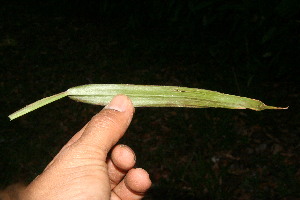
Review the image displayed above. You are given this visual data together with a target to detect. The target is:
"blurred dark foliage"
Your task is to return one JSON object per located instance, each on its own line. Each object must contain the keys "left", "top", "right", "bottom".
{"left": 8, "top": 0, "right": 298, "bottom": 80}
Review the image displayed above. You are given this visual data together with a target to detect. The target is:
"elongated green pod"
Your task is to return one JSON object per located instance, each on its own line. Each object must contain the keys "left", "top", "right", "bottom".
{"left": 8, "top": 84, "right": 287, "bottom": 120}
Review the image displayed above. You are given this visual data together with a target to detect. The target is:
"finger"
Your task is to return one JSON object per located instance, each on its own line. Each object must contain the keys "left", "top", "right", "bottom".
{"left": 75, "top": 95, "right": 134, "bottom": 161}
{"left": 111, "top": 168, "right": 152, "bottom": 200}
{"left": 108, "top": 145, "right": 136, "bottom": 189}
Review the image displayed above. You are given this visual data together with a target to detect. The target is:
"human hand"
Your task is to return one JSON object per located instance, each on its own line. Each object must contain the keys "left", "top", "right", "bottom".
{"left": 22, "top": 95, "right": 151, "bottom": 200}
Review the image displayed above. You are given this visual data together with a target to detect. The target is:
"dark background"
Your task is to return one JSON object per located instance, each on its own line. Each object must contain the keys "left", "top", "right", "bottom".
{"left": 1, "top": 0, "right": 299, "bottom": 199}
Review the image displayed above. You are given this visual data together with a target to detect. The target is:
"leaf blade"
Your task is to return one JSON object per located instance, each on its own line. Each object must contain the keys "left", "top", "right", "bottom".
{"left": 67, "top": 84, "right": 287, "bottom": 111}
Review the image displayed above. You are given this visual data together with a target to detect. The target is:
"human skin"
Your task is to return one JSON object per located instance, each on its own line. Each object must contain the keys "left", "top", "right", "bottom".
{"left": 16, "top": 95, "right": 151, "bottom": 200}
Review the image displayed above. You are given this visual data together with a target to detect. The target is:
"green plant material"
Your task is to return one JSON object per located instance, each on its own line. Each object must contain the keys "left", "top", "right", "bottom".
{"left": 8, "top": 84, "right": 287, "bottom": 120}
{"left": 9, "top": 92, "right": 68, "bottom": 121}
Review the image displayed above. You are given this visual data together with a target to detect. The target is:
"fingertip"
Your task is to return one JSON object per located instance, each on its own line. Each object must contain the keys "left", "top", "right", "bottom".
{"left": 112, "top": 168, "right": 151, "bottom": 199}
{"left": 103, "top": 95, "right": 135, "bottom": 127}
{"left": 104, "top": 95, "right": 134, "bottom": 114}
{"left": 112, "top": 145, "right": 136, "bottom": 170}
{"left": 125, "top": 168, "right": 152, "bottom": 193}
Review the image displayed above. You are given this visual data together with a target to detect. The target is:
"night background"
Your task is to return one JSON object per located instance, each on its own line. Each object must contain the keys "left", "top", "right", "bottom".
{"left": 0, "top": 0, "right": 299, "bottom": 199}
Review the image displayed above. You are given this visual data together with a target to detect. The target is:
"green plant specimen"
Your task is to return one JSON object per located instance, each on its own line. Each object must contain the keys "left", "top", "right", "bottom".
{"left": 8, "top": 84, "right": 287, "bottom": 120}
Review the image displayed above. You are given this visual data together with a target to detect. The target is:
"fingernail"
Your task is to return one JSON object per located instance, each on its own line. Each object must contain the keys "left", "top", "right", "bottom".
{"left": 104, "top": 95, "right": 128, "bottom": 112}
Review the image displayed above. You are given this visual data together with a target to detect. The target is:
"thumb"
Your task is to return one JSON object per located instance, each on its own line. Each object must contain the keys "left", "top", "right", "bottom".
{"left": 75, "top": 95, "right": 135, "bottom": 161}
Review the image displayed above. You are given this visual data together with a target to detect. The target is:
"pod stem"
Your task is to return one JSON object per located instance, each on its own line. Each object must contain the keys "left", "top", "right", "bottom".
{"left": 8, "top": 92, "right": 68, "bottom": 120}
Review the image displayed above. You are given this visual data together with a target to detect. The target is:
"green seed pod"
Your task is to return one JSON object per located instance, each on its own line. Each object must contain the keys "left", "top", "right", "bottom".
{"left": 8, "top": 84, "right": 287, "bottom": 120}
